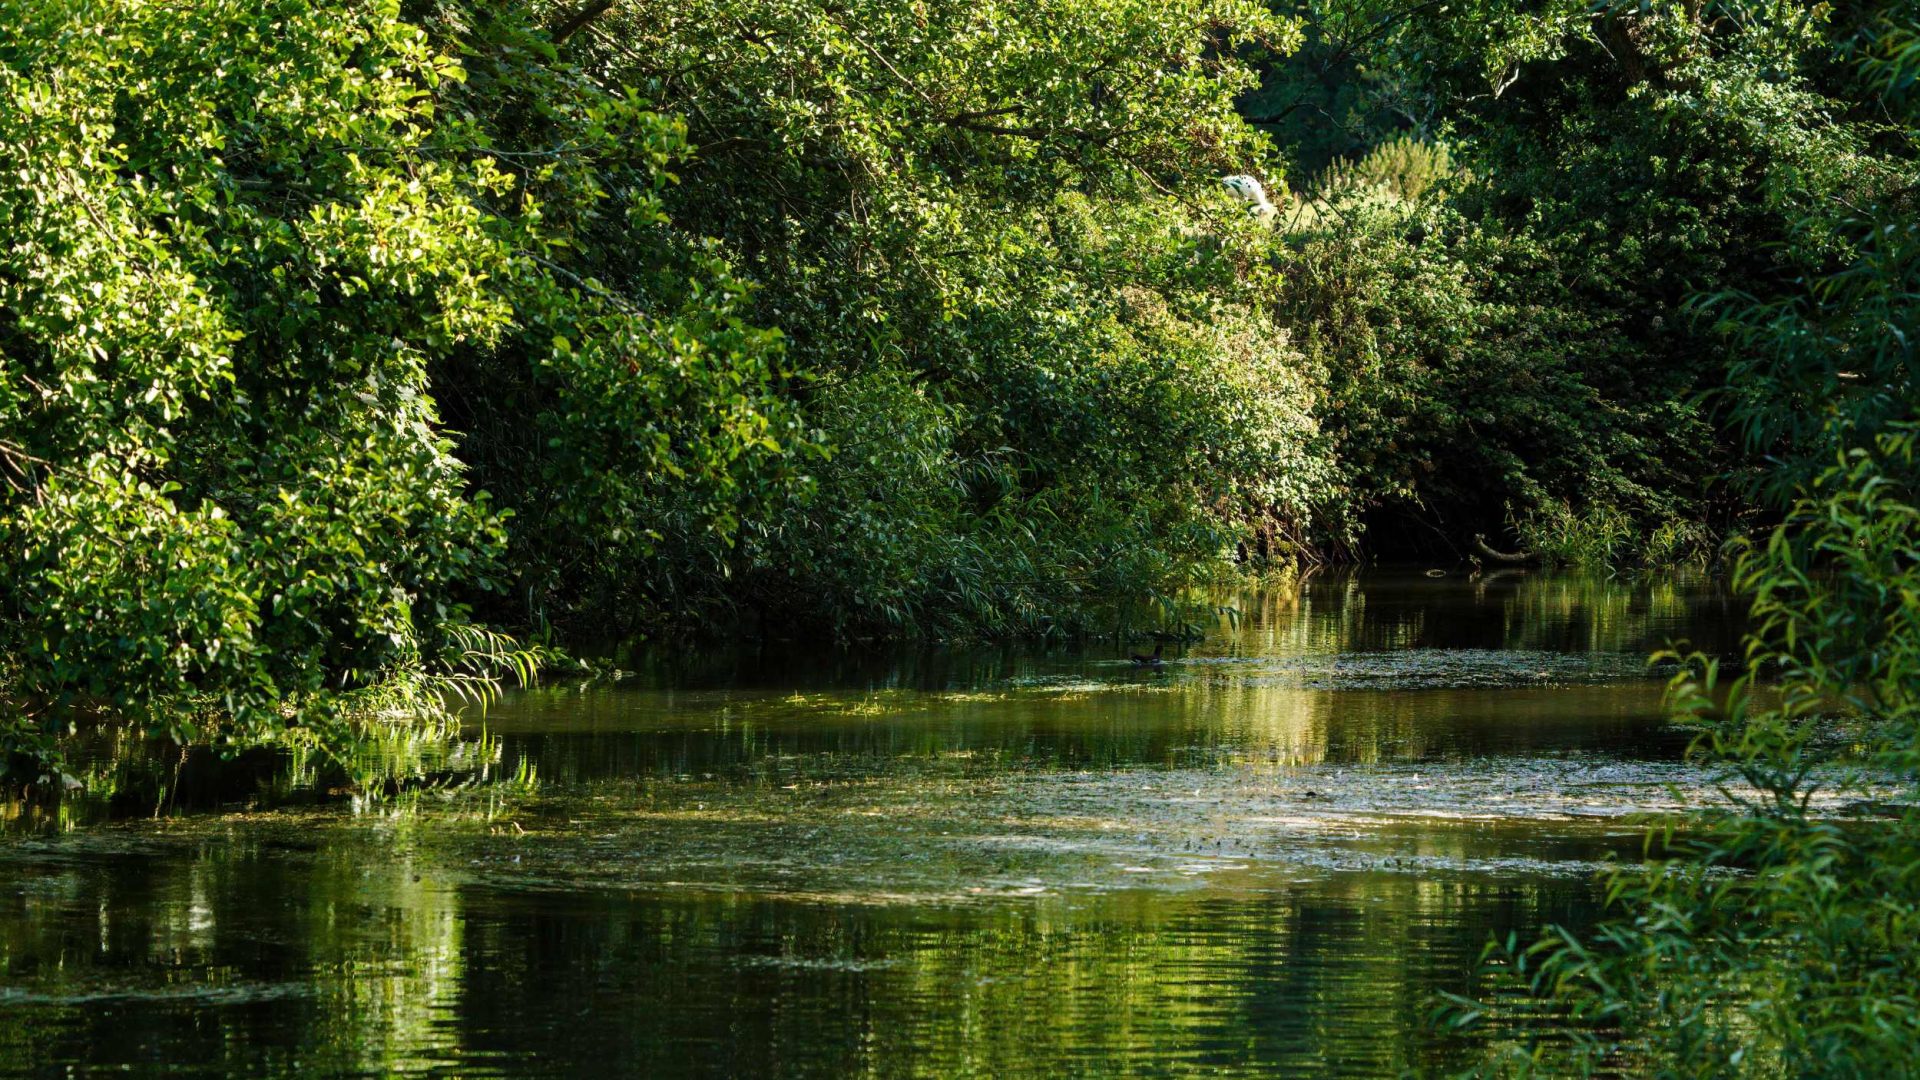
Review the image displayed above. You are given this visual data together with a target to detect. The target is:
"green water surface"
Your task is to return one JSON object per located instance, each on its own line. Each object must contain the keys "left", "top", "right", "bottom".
{"left": 0, "top": 572, "right": 1747, "bottom": 1076}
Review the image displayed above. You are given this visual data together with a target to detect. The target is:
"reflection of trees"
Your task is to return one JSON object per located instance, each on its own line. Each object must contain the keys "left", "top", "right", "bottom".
{"left": 3, "top": 723, "right": 524, "bottom": 831}
{"left": 0, "top": 825, "right": 1597, "bottom": 1076}
{"left": 0, "top": 571, "right": 1738, "bottom": 1073}
{"left": 5, "top": 571, "right": 1736, "bottom": 821}
{"left": 488, "top": 674, "right": 1681, "bottom": 788}
{"left": 1212, "top": 569, "right": 1742, "bottom": 659}
{"left": 550, "top": 874, "right": 1593, "bottom": 1076}
{"left": 0, "top": 830, "right": 470, "bottom": 1075}
{"left": 1493, "top": 571, "right": 1743, "bottom": 657}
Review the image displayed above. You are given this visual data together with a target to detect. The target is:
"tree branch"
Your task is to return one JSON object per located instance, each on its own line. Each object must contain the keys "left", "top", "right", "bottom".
{"left": 549, "top": 0, "right": 616, "bottom": 45}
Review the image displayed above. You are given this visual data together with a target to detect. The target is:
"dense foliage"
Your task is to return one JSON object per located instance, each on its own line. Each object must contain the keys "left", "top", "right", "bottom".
{"left": 1242, "top": 0, "right": 1868, "bottom": 558}
{"left": 1410, "top": 8, "right": 1920, "bottom": 1075}
{"left": 541, "top": 0, "right": 1332, "bottom": 637}
{"left": 0, "top": 0, "right": 786, "bottom": 765}
{"left": 4, "top": 0, "right": 1920, "bottom": 1067}
{"left": 0, "top": 0, "right": 1913, "bottom": 800}
{"left": 1, "top": 0, "right": 1342, "bottom": 769}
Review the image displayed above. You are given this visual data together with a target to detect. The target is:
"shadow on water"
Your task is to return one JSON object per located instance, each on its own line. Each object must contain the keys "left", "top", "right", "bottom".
{"left": 0, "top": 570, "right": 1749, "bottom": 1077}
{"left": 593, "top": 567, "right": 1746, "bottom": 693}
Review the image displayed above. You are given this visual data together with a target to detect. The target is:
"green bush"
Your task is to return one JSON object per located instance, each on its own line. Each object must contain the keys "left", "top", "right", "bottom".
{"left": 548, "top": 0, "right": 1336, "bottom": 635}
{"left": 1449, "top": 426, "right": 1920, "bottom": 1078}
{"left": 1511, "top": 501, "right": 1633, "bottom": 570}
{"left": 0, "top": 0, "right": 785, "bottom": 764}
{"left": 1270, "top": 183, "right": 1697, "bottom": 556}
{"left": 1317, "top": 134, "right": 1461, "bottom": 202}
{"left": 1437, "top": 13, "right": 1920, "bottom": 1072}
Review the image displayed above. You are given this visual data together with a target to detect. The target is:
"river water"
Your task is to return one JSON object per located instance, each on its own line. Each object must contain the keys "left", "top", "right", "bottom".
{"left": 0, "top": 571, "right": 1745, "bottom": 1076}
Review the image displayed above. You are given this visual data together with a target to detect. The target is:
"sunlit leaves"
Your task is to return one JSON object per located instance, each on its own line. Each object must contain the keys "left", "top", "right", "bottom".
{"left": 540, "top": 0, "right": 1326, "bottom": 636}
{"left": 0, "top": 0, "right": 792, "bottom": 770}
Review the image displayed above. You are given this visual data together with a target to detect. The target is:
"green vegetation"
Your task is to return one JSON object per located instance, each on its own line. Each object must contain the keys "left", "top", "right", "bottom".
{"left": 546, "top": 0, "right": 1330, "bottom": 638}
{"left": 1367, "top": 6, "right": 1920, "bottom": 1074}
{"left": 1458, "top": 427, "right": 1920, "bottom": 1077}
{"left": 0, "top": 0, "right": 689, "bottom": 767}
{"left": 3, "top": 0, "right": 1920, "bottom": 1066}
{"left": 1, "top": 0, "right": 1335, "bottom": 777}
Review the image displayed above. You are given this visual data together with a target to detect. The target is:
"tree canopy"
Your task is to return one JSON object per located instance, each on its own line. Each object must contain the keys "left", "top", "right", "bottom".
{"left": 4, "top": 0, "right": 1920, "bottom": 1069}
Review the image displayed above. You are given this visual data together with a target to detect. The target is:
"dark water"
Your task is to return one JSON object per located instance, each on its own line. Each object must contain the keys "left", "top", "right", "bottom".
{"left": 0, "top": 572, "right": 1746, "bottom": 1077}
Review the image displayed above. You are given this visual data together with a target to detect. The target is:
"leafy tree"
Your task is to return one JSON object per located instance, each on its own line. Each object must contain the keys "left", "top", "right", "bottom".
{"left": 1439, "top": 13, "right": 1920, "bottom": 1074}
{"left": 1270, "top": 180, "right": 1695, "bottom": 559}
{"left": 553, "top": 0, "right": 1339, "bottom": 635}
{"left": 1243, "top": 0, "right": 1887, "bottom": 557}
{"left": 0, "top": 0, "right": 788, "bottom": 769}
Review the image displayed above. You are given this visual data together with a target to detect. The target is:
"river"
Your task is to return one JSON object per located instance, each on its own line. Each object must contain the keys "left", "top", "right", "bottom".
{"left": 0, "top": 571, "right": 1745, "bottom": 1076}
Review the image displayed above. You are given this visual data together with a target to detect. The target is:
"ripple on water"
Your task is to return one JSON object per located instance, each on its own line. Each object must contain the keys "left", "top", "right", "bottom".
{"left": 1010, "top": 648, "right": 1669, "bottom": 693}
{"left": 0, "top": 573, "right": 1770, "bottom": 1078}
{"left": 432, "top": 753, "right": 1800, "bottom": 906}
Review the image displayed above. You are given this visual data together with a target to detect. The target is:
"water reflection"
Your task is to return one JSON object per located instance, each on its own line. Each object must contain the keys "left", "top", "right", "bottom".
{"left": 2, "top": 827, "right": 1594, "bottom": 1077}
{"left": 0, "top": 571, "right": 1745, "bottom": 1077}
{"left": 593, "top": 569, "right": 1741, "bottom": 694}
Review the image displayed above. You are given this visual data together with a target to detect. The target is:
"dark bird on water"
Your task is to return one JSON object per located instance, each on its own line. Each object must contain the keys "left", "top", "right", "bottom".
{"left": 1129, "top": 643, "right": 1166, "bottom": 671}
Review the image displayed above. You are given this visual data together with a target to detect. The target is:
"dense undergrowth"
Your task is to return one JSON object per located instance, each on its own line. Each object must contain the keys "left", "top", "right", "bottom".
{"left": 0, "top": 2, "right": 1915, "bottom": 773}
{"left": 1414, "top": 9, "right": 1920, "bottom": 1075}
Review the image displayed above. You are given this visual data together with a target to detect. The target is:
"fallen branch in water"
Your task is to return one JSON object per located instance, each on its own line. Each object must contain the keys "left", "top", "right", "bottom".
{"left": 1474, "top": 533, "right": 1536, "bottom": 564}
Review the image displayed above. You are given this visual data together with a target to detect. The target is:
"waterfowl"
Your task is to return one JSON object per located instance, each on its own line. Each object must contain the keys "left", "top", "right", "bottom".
{"left": 1221, "top": 174, "right": 1279, "bottom": 223}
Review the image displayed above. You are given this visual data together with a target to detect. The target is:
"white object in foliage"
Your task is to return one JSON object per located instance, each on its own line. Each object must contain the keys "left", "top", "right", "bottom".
{"left": 1222, "top": 174, "right": 1278, "bottom": 223}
